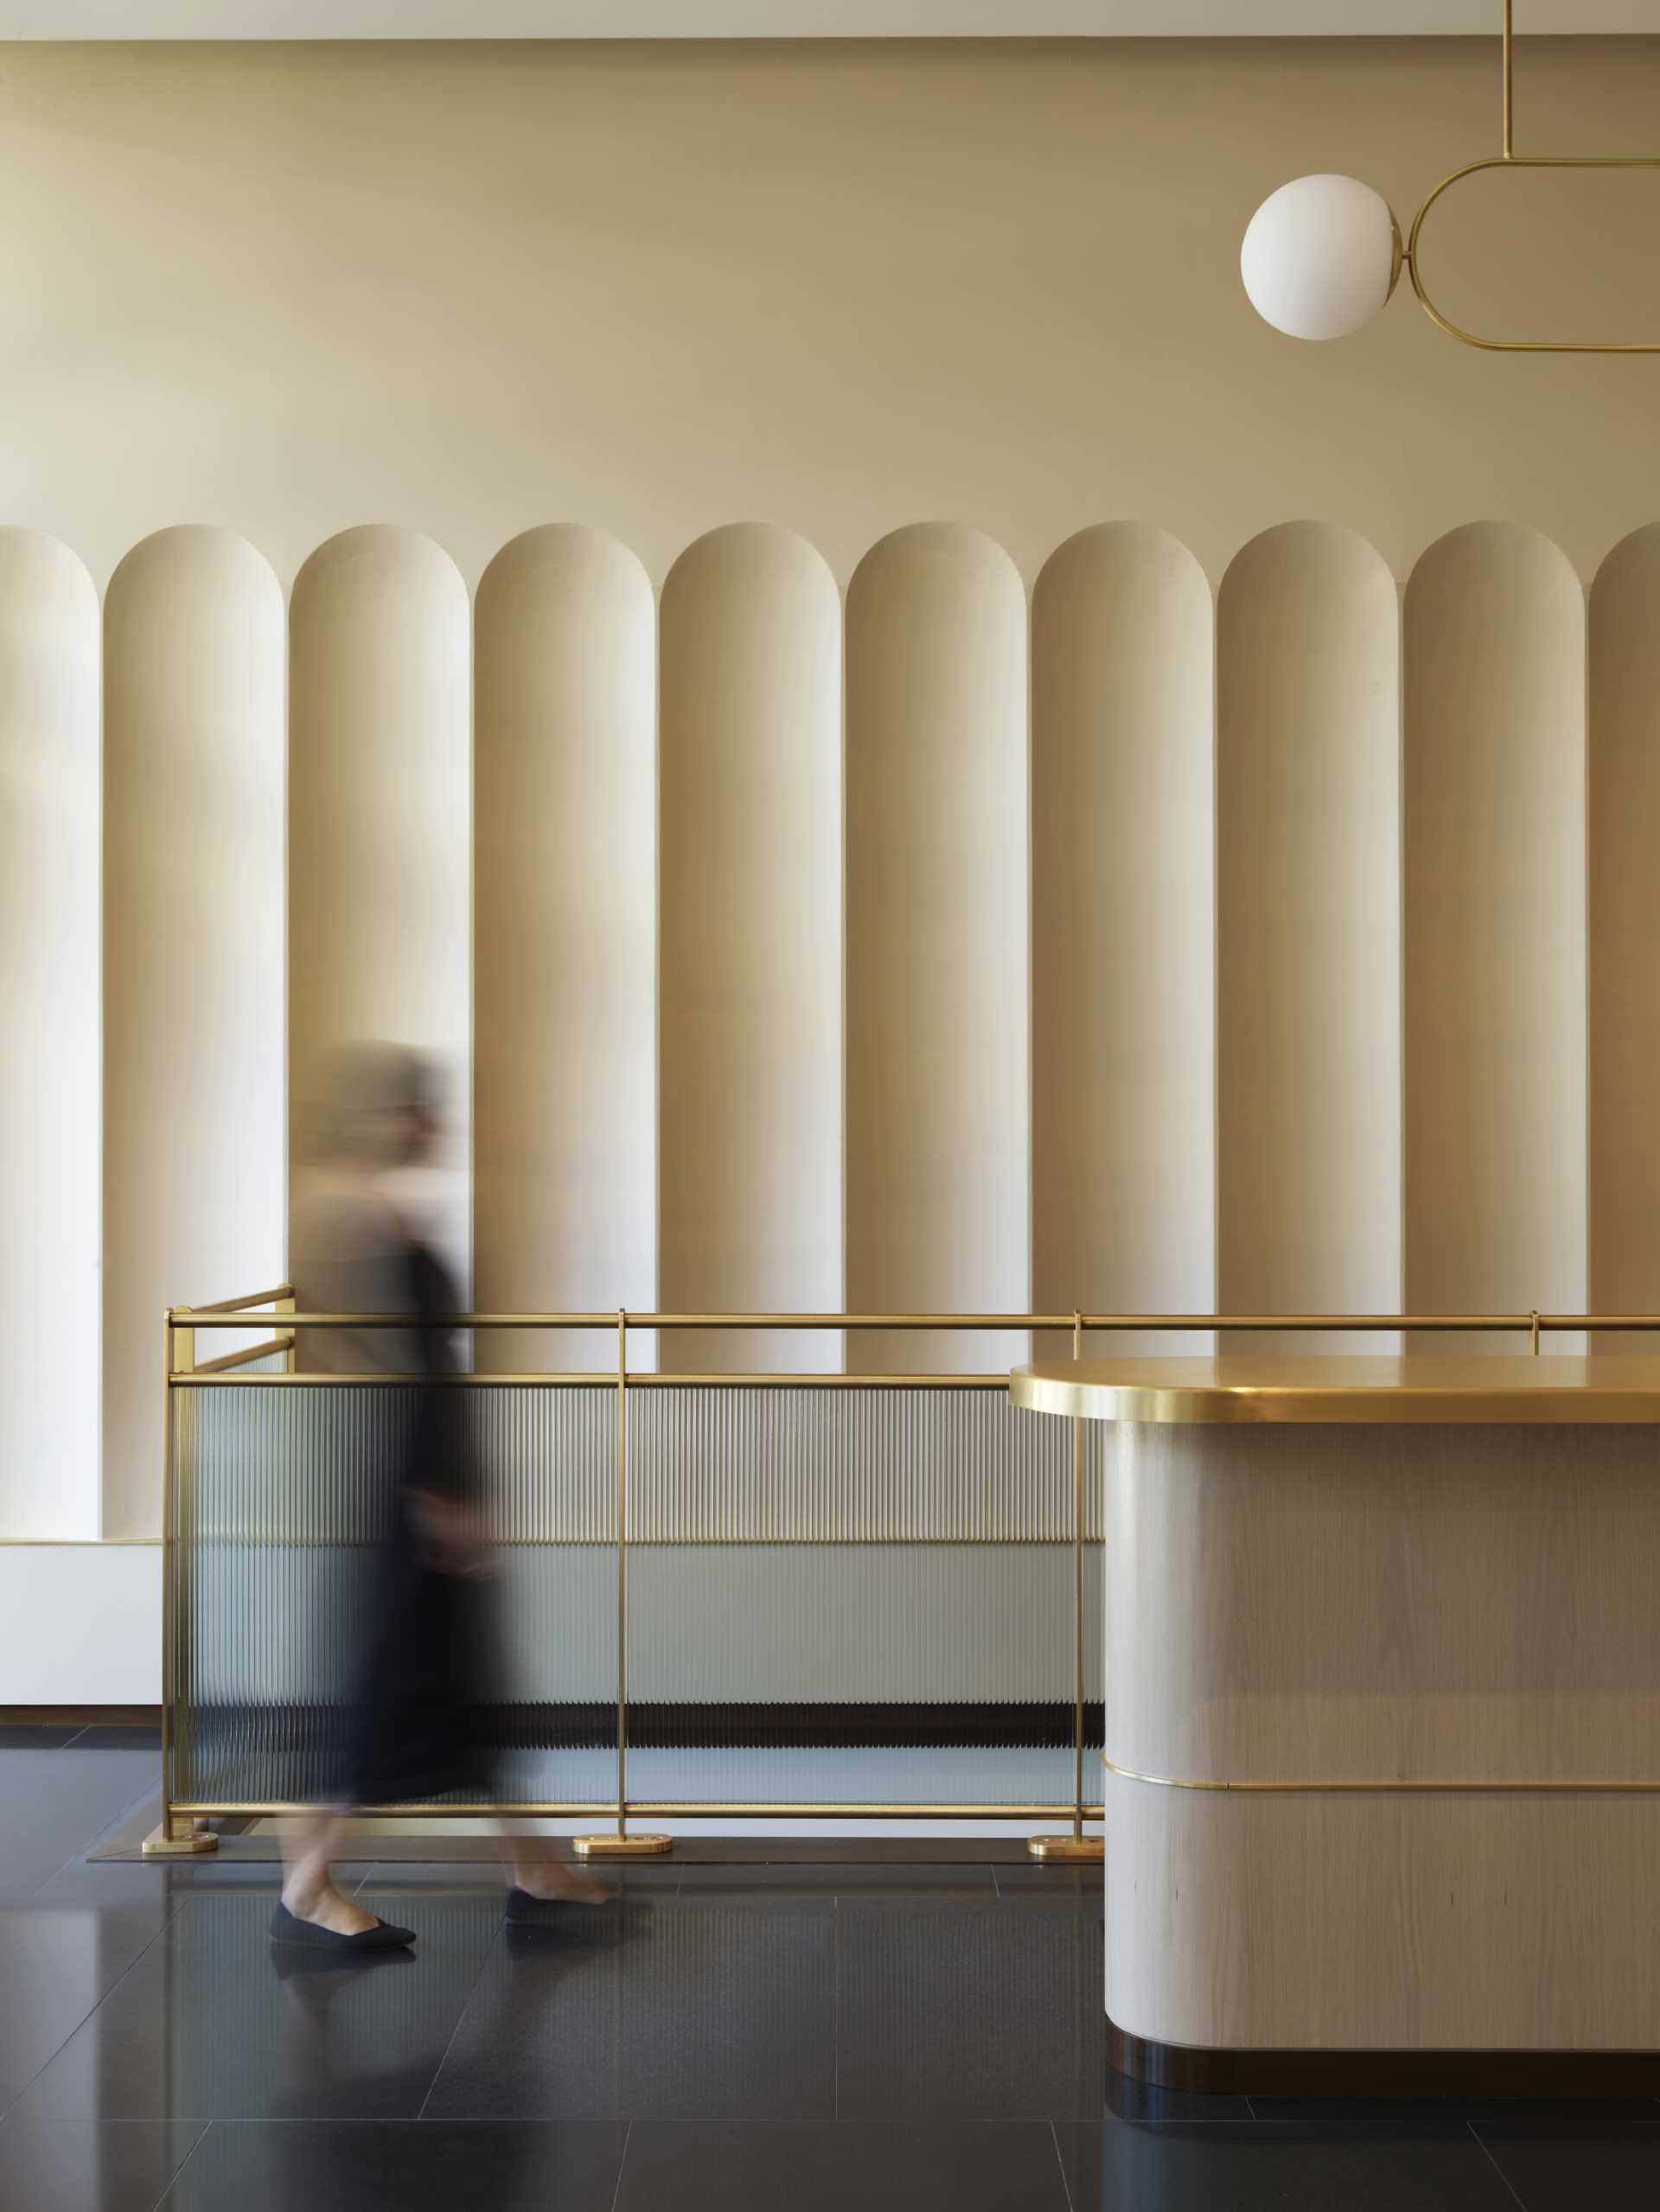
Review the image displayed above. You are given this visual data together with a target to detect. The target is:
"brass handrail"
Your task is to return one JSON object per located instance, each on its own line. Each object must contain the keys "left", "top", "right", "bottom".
{"left": 153, "top": 1297, "right": 1653, "bottom": 1860}
{"left": 172, "top": 1307, "right": 1649, "bottom": 1334}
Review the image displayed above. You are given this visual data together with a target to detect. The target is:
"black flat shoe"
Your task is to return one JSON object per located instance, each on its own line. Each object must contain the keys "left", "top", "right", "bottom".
{"left": 270, "top": 1901, "right": 416, "bottom": 1950}
{"left": 505, "top": 1884, "right": 608, "bottom": 1926}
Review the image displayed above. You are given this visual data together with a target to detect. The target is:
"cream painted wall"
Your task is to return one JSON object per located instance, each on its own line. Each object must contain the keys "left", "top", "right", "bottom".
{"left": 3, "top": 38, "right": 1660, "bottom": 593}
{"left": 8, "top": 33, "right": 1660, "bottom": 1662}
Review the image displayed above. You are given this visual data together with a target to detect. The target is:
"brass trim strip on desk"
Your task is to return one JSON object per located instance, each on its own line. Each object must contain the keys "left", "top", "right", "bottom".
{"left": 1104, "top": 1755, "right": 1660, "bottom": 1794}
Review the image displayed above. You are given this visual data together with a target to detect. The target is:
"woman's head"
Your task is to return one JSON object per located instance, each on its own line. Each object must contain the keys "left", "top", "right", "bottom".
{"left": 311, "top": 1041, "right": 440, "bottom": 1171}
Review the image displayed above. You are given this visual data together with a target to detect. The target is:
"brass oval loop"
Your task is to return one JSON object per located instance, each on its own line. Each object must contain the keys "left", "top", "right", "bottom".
{"left": 1407, "top": 154, "right": 1660, "bottom": 354}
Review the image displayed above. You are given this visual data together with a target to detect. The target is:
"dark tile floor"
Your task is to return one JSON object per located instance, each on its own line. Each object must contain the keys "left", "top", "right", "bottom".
{"left": 3, "top": 1724, "right": 1658, "bottom": 2208}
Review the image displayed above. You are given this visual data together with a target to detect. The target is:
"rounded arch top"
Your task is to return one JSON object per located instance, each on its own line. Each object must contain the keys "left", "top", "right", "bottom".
{"left": 290, "top": 523, "right": 469, "bottom": 616}
{"left": 476, "top": 523, "right": 653, "bottom": 615}
{"left": 1220, "top": 518, "right": 1397, "bottom": 604}
{"left": 1591, "top": 521, "right": 1660, "bottom": 605}
{"left": 847, "top": 520, "right": 1025, "bottom": 607}
{"left": 106, "top": 525, "right": 281, "bottom": 608}
{"left": 1035, "top": 520, "right": 1210, "bottom": 604}
{"left": 663, "top": 520, "right": 838, "bottom": 601}
{"left": 1406, "top": 519, "right": 1581, "bottom": 608}
{"left": 0, "top": 526, "right": 97, "bottom": 619}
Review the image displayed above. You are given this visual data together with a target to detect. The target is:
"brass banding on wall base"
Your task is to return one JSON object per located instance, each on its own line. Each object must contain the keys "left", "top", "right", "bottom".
{"left": 1105, "top": 1756, "right": 1660, "bottom": 1795}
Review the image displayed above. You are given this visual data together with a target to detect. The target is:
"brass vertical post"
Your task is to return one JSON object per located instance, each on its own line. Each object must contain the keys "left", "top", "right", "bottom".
{"left": 145, "top": 1309, "right": 214, "bottom": 1855}
{"left": 1502, "top": 0, "right": 1514, "bottom": 160}
{"left": 1530, "top": 1309, "right": 1541, "bottom": 1355}
{"left": 1027, "top": 1310, "right": 1103, "bottom": 1863}
{"left": 617, "top": 1306, "right": 627, "bottom": 1838}
{"left": 576, "top": 1308, "right": 670, "bottom": 1858}
{"left": 1072, "top": 1310, "right": 1085, "bottom": 1841}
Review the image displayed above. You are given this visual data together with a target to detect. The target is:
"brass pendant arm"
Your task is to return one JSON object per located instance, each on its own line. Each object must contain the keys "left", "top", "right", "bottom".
{"left": 1406, "top": 155, "right": 1660, "bottom": 355}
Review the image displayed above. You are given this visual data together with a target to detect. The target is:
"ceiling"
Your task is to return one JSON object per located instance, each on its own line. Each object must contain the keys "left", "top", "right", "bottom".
{"left": 0, "top": 2, "right": 1649, "bottom": 36}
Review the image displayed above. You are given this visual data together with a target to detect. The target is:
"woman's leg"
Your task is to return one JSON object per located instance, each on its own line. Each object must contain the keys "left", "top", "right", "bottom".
{"left": 280, "top": 1809, "right": 381, "bottom": 1935}
{"left": 496, "top": 1821, "right": 607, "bottom": 1903}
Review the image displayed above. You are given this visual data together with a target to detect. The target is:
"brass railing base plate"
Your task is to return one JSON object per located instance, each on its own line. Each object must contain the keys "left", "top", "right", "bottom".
{"left": 1025, "top": 1833, "right": 1104, "bottom": 1863}
{"left": 141, "top": 1823, "right": 219, "bottom": 1857}
{"left": 573, "top": 1832, "right": 674, "bottom": 1858}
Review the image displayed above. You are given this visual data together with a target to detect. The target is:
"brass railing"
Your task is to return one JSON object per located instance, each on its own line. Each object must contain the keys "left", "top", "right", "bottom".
{"left": 152, "top": 1294, "right": 1653, "bottom": 1861}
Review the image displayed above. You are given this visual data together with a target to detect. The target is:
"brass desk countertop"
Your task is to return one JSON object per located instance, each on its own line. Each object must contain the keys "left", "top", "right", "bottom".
{"left": 1010, "top": 1354, "right": 1660, "bottom": 1425}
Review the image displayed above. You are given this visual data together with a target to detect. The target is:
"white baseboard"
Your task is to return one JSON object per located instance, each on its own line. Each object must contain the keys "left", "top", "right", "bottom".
{"left": 0, "top": 1544, "right": 160, "bottom": 1704}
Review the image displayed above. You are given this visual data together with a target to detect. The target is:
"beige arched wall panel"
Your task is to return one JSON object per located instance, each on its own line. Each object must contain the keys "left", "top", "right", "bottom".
{"left": 660, "top": 524, "right": 842, "bottom": 1374}
{"left": 289, "top": 527, "right": 471, "bottom": 1292}
{"left": 1405, "top": 522, "right": 1586, "bottom": 1352}
{"left": 1216, "top": 523, "right": 1401, "bottom": 1355}
{"left": 474, "top": 526, "right": 655, "bottom": 1374}
{"left": 103, "top": 527, "right": 284, "bottom": 1538}
{"left": 1031, "top": 524, "right": 1214, "bottom": 1360}
{"left": 0, "top": 532, "right": 99, "bottom": 1538}
{"left": 846, "top": 523, "right": 1028, "bottom": 1374}
{"left": 1590, "top": 528, "right": 1660, "bottom": 1353}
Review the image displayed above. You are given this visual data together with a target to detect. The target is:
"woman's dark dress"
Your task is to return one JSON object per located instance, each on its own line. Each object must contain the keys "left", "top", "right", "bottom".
{"left": 340, "top": 1239, "right": 500, "bottom": 1807}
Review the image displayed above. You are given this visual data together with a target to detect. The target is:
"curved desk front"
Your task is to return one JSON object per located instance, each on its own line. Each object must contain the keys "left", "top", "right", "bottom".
{"left": 1011, "top": 1355, "right": 1660, "bottom": 2094}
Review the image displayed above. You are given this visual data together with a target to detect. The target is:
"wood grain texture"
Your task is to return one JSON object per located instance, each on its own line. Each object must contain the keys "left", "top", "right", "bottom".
{"left": 1216, "top": 524, "right": 1401, "bottom": 1355}
{"left": 103, "top": 527, "right": 284, "bottom": 1537}
{"left": 1103, "top": 1412, "right": 1660, "bottom": 2051}
{"left": 474, "top": 525, "right": 655, "bottom": 1373}
{"left": 1404, "top": 522, "right": 1587, "bottom": 1354}
{"left": 1103, "top": 1418, "right": 1660, "bottom": 1783}
{"left": 846, "top": 523, "right": 1029, "bottom": 1374}
{"left": 1108, "top": 1783, "right": 1660, "bottom": 2049}
{"left": 659, "top": 523, "right": 841, "bottom": 1374}
{"left": 1589, "top": 525, "right": 1660, "bottom": 1355}
{"left": 1031, "top": 523, "right": 1215, "bottom": 1360}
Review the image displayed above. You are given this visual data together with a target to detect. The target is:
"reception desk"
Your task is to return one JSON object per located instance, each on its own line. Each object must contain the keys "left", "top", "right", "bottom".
{"left": 1011, "top": 1355, "right": 1660, "bottom": 2094}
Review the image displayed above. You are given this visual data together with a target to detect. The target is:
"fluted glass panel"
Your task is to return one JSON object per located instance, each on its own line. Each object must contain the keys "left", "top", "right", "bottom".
{"left": 170, "top": 1380, "right": 1099, "bottom": 1817}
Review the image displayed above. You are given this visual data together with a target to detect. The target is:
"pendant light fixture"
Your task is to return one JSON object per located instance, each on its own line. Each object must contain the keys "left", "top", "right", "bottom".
{"left": 1241, "top": 0, "right": 1660, "bottom": 354}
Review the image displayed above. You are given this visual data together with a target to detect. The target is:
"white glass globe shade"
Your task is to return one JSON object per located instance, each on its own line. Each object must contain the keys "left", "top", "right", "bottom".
{"left": 1241, "top": 174, "right": 1401, "bottom": 341}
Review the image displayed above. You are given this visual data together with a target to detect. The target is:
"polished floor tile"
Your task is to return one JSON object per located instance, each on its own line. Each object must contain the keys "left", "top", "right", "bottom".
{"left": 0, "top": 1750, "right": 158, "bottom": 1903}
{"left": 0, "top": 2119, "right": 204, "bottom": 2212}
{"left": 1103, "top": 2069, "right": 1253, "bottom": 2124}
{"left": 837, "top": 1896, "right": 1104, "bottom": 2120}
{"left": 991, "top": 1862, "right": 1105, "bottom": 1899}
{"left": 0, "top": 1908, "right": 169, "bottom": 2115}
{"left": 12, "top": 1888, "right": 503, "bottom": 2120}
{"left": 33, "top": 1859, "right": 374, "bottom": 1906}
{"left": 1474, "top": 2111, "right": 1660, "bottom": 2210}
{"left": 612, "top": 2120, "right": 1071, "bottom": 2210}
{"left": 425, "top": 1896, "right": 837, "bottom": 2120}
{"left": 1053, "top": 2119, "right": 1524, "bottom": 2209}
{"left": 157, "top": 2119, "right": 628, "bottom": 2210}
{"left": 1251, "top": 2093, "right": 1660, "bottom": 2126}
{"left": 359, "top": 1858, "right": 681, "bottom": 1898}
{"left": 674, "top": 1861, "right": 995, "bottom": 1896}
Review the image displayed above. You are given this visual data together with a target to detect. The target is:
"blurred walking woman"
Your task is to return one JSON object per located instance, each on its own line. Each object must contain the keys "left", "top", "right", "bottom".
{"left": 273, "top": 1042, "right": 488, "bottom": 1946}
{"left": 274, "top": 1043, "right": 603, "bottom": 1947}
